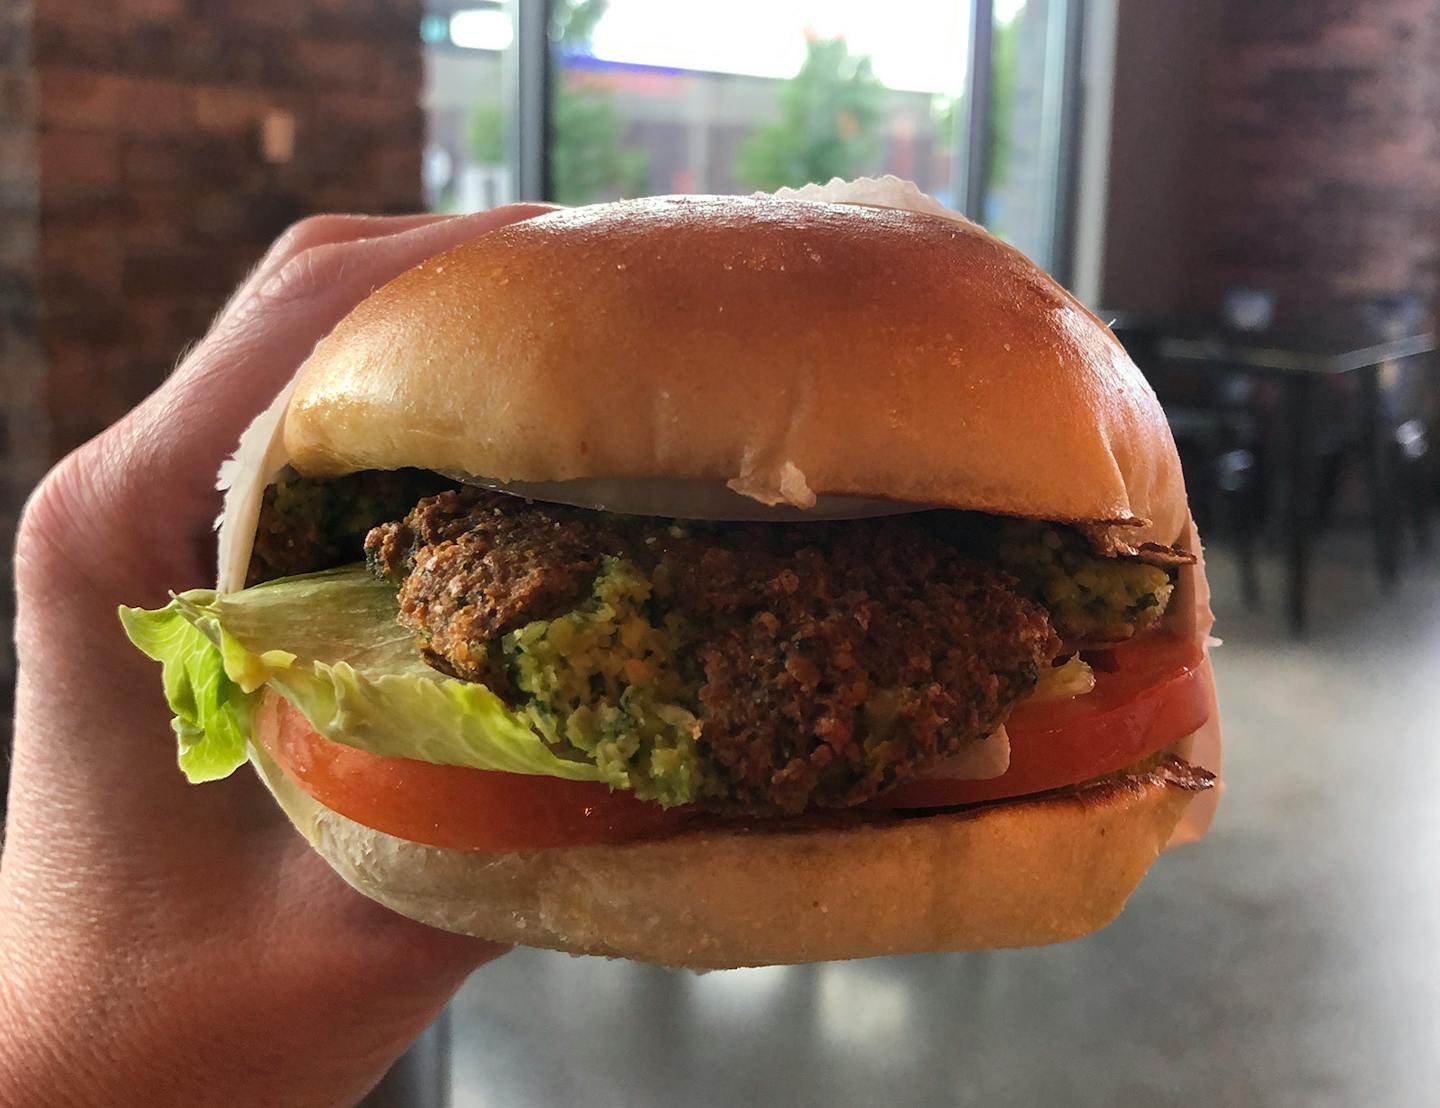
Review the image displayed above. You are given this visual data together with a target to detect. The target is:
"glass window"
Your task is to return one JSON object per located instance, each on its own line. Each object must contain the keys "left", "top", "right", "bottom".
{"left": 982, "top": 0, "right": 1076, "bottom": 271}
{"left": 422, "top": 1, "right": 514, "bottom": 213}
{"left": 421, "top": 0, "right": 1083, "bottom": 279}
{"left": 547, "top": 0, "right": 976, "bottom": 207}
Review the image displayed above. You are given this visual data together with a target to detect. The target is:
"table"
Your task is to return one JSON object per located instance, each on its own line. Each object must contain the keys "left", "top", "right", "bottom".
{"left": 1156, "top": 326, "right": 1436, "bottom": 632}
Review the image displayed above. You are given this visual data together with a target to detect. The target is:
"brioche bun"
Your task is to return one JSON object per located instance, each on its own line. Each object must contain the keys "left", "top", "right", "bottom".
{"left": 282, "top": 196, "right": 1188, "bottom": 548}
{"left": 253, "top": 742, "right": 1211, "bottom": 969}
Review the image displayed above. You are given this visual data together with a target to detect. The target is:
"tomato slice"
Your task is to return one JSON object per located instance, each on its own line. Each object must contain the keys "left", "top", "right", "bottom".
{"left": 257, "top": 632, "right": 1211, "bottom": 851}
{"left": 254, "top": 691, "right": 696, "bottom": 852}
{"left": 871, "top": 633, "right": 1212, "bottom": 810}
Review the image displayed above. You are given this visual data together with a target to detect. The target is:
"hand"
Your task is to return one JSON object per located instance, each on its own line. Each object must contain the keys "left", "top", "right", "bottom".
{"left": 2, "top": 206, "right": 555, "bottom": 1107}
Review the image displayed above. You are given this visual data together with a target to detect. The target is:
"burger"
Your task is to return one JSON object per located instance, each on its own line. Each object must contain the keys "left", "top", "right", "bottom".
{"left": 121, "top": 178, "right": 1221, "bottom": 970}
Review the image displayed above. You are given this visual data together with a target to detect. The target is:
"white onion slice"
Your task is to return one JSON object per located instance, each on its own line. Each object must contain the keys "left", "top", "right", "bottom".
{"left": 915, "top": 726, "right": 1010, "bottom": 782}
{"left": 1166, "top": 512, "right": 1222, "bottom": 847}
{"left": 767, "top": 174, "right": 975, "bottom": 226}
{"left": 216, "top": 372, "right": 302, "bottom": 595}
{"left": 445, "top": 473, "right": 921, "bottom": 521}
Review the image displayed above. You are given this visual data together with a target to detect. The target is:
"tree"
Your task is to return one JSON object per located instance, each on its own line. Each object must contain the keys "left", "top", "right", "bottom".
{"left": 986, "top": 13, "right": 1019, "bottom": 193}
{"left": 549, "top": 84, "right": 649, "bottom": 205}
{"left": 928, "top": 11, "right": 1019, "bottom": 204}
{"left": 552, "top": 0, "right": 606, "bottom": 47}
{"left": 467, "top": 102, "right": 505, "bottom": 165}
{"left": 733, "top": 36, "right": 886, "bottom": 192}
{"left": 547, "top": 0, "right": 650, "bottom": 204}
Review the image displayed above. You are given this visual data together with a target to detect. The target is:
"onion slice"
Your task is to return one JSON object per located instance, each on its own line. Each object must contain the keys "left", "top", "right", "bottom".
{"left": 444, "top": 473, "right": 920, "bottom": 521}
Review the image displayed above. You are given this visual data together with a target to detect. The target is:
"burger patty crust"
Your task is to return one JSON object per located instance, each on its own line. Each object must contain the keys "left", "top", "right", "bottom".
{"left": 365, "top": 489, "right": 1061, "bottom": 813}
{"left": 247, "top": 468, "right": 451, "bottom": 586}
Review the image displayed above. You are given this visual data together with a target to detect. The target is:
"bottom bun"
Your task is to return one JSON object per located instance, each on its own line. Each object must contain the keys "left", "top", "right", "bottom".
{"left": 251, "top": 746, "right": 1211, "bottom": 969}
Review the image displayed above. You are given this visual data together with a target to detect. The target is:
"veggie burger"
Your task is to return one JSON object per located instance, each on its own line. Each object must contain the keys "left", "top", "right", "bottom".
{"left": 122, "top": 179, "right": 1222, "bottom": 969}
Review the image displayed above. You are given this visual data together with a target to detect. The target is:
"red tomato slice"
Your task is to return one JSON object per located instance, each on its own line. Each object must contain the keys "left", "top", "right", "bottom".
{"left": 871, "top": 633, "right": 1212, "bottom": 810}
{"left": 257, "top": 632, "right": 1211, "bottom": 850}
{"left": 254, "top": 691, "right": 696, "bottom": 852}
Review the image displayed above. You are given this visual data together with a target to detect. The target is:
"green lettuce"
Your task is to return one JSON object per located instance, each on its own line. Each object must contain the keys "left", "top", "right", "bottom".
{"left": 119, "top": 568, "right": 607, "bottom": 786}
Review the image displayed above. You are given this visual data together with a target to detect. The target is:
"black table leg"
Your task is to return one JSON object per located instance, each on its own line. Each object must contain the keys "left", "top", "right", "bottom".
{"left": 1284, "top": 376, "right": 1316, "bottom": 633}
{"left": 1360, "top": 365, "right": 1401, "bottom": 592}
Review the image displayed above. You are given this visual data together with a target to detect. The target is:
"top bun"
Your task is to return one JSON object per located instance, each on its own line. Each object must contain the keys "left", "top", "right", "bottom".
{"left": 283, "top": 195, "right": 1187, "bottom": 546}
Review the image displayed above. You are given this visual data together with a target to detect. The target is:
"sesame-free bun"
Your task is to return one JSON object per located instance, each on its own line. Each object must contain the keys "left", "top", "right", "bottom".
{"left": 252, "top": 741, "right": 1212, "bottom": 970}
{"left": 281, "top": 195, "right": 1188, "bottom": 548}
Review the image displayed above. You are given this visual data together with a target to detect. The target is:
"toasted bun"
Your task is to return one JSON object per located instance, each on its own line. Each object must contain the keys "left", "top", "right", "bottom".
{"left": 252, "top": 744, "right": 1211, "bottom": 970}
{"left": 281, "top": 196, "right": 1188, "bottom": 548}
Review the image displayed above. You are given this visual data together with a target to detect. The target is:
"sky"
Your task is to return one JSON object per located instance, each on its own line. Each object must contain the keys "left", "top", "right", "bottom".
{"left": 585, "top": 0, "right": 1031, "bottom": 95}
{"left": 448, "top": 1, "right": 1033, "bottom": 95}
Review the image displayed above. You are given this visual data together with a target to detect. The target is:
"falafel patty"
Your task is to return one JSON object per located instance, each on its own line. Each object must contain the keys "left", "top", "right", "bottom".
{"left": 365, "top": 489, "right": 1061, "bottom": 814}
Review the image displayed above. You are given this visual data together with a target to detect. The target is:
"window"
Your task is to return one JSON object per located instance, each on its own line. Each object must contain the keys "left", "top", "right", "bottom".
{"left": 547, "top": 0, "right": 974, "bottom": 207}
{"left": 421, "top": 0, "right": 1083, "bottom": 277}
{"left": 422, "top": 2, "right": 513, "bottom": 212}
{"left": 982, "top": 0, "right": 1080, "bottom": 273}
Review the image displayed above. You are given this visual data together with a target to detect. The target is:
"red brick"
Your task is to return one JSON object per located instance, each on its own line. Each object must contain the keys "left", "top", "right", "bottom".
{"left": 295, "top": 40, "right": 380, "bottom": 91}
{"left": 38, "top": 227, "right": 123, "bottom": 296}
{"left": 41, "top": 336, "right": 127, "bottom": 422}
{"left": 0, "top": 130, "right": 37, "bottom": 188}
{"left": 194, "top": 87, "right": 271, "bottom": 131}
{"left": 1196, "top": 0, "right": 1440, "bottom": 317}
{"left": 120, "top": 0, "right": 186, "bottom": 24}
{"left": 109, "top": 77, "right": 196, "bottom": 136}
{"left": 37, "top": 128, "right": 119, "bottom": 199}
{"left": 118, "top": 137, "right": 189, "bottom": 187}
{"left": 0, "top": 220, "right": 36, "bottom": 269}
{"left": 31, "top": 0, "right": 112, "bottom": 37}
{"left": 38, "top": 69, "right": 124, "bottom": 128}
{"left": 0, "top": 74, "right": 37, "bottom": 121}
{"left": 222, "top": 0, "right": 307, "bottom": 34}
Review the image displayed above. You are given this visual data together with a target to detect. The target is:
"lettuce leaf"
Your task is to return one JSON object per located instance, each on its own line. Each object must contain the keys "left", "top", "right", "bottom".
{"left": 119, "top": 568, "right": 607, "bottom": 785}
{"left": 119, "top": 601, "right": 258, "bottom": 783}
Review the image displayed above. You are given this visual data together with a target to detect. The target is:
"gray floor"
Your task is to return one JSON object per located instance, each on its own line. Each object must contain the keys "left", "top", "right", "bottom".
{"left": 447, "top": 530, "right": 1440, "bottom": 1108}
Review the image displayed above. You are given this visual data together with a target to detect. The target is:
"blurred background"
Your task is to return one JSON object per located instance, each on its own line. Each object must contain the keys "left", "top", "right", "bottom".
{"left": 3, "top": 1, "right": 1439, "bottom": 1104}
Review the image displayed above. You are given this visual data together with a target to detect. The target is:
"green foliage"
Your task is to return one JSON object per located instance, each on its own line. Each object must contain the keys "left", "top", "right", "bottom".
{"left": 467, "top": 101, "right": 506, "bottom": 165}
{"left": 926, "top": 8, "right": 1018, "bottom": 202}
{"left": 551, "top": 0, "right": 608, "bottom": 47}
{"left": 547, "top": 0, "right": 650, "bottom": 204}
{"left": 734, "top": 37, "right": 886, "bottom": 192}
{"left": 550, "top": 84, "right": 649, "bottom": 204}
{"left": 987, "top": 12, "right": 1019, "bottom": 191}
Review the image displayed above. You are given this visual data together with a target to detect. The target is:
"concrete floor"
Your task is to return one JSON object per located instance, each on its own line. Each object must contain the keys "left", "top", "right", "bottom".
{"left": 447, "top": 530, "right": 1440, "bottom": 1107}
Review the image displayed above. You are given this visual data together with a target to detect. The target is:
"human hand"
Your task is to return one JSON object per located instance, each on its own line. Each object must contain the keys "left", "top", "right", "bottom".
{"left": 2, "top": 205, "right": 555, "bottom": 1107}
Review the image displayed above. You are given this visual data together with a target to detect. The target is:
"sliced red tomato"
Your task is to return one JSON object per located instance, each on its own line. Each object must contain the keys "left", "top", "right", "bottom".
{"left": 870, "top": 633, "right": 1212, "bottom": 810}
{"left": 254, "top": 691, "right": 696, "bottom": 852}
{"left": 257, "top": 632, "right": 1211, "bottom": 851}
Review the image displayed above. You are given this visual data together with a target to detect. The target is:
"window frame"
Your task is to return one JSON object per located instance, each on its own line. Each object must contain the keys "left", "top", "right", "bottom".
{"left": 503, "top": 0, "right": 1087, "bottom": 282}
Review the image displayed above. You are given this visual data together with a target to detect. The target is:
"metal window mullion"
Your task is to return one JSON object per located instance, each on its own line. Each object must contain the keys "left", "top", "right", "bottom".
{"left": 509, "top": 0, "right": 553, "bottom": 202}
{"left": 960, "top": 0, "right": 995, "bottom": 222}
{"left": 1046, "top": 0, "right": 1087, "bottom": 285}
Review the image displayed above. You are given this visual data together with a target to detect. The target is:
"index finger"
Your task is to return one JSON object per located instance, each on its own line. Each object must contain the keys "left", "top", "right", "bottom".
{"left": 135, "top": 204, "right": 557, "bottom": 486}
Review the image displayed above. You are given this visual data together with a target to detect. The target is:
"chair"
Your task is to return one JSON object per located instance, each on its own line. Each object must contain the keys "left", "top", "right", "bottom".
{"left": 1110, "top": 321, "right": 1266, "bottom": 604}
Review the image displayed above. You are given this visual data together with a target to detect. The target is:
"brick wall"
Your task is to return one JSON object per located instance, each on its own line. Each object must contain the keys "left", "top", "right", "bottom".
{"left": 2, "top": 0, "right": 425, "bottom": 756}
{"left": 1101, "top": 0, "right": 1223, "bottom": 315}
{"left": 1197, "top": 0, "right": 1440, "bottom": 323}
{"left": 2, "top": 0, "right": 41, "bottom": 770}
{"left": 32, "top": 0, "right": 426, "bottom": 454}
{"left": 1103, "top": 0, "right": 1440, "bottom": 327}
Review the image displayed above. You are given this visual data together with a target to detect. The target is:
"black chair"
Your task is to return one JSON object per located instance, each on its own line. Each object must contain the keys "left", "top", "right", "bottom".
{"left": 1312, "top": 353, "right": 1433, "bottom": 584}
{"left": 1111, "top": 322, "right": 1267, "bottom": 604}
